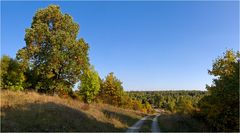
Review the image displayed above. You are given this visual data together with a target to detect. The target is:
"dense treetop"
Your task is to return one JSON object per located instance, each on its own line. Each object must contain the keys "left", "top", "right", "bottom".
{"left": 16, "top": 5, "right": 90, "bottom": 94}
{"left": 199, "top": 50, "right": 239, "bottom": 131}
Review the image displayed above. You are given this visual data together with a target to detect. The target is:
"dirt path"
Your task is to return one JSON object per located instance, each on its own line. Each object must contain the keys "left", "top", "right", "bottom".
{"left": 151, "top": 114, "right": 160, "bottom": 132}
{"left": 126, "top": 116, "right": 150, "bottom": 133}
{"left": 126, "top": 114, "right": 161, "bottom": 133}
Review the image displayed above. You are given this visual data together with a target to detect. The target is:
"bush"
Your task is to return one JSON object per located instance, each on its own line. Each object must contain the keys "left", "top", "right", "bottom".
{"left": 78, "top": 67, "right": 100, "bottom": 103}
{"left": 0, "top": 55, "right": 25, "bottom": 91}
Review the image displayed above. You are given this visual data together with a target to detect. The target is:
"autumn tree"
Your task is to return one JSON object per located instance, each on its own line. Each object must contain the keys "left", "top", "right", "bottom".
{"left": 143, "top": 101, "right": 154, "bottom": 113}
{"left": 99, "top": 72, "right": 124, "bottom": 106}
{"left": 0, "top": 55, "right": 25, "bottom": 90}
{"left": 78, "top": 66, "right": 100, "bottom": 103}
{"left": 17, "top": 5, "right": 89, "bottom": 94}
{"left": 199, "top": 50, "right": 239, "bottom": 131}
{"left": 176, "top": 97, "right": 194, "bottom": 115}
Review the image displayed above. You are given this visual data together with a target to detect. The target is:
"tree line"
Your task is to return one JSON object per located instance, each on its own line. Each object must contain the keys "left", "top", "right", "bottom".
{"left": 127, "top": 90, "right": 206, "bottom": 113}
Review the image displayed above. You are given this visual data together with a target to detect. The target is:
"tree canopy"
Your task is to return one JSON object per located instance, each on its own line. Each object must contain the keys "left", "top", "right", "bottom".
{"left": 78, "top": 66, "right": 100, "bottom": 103}
{"left": 16, "top": 5, "right": 90, "bottom": 94}
{"left": 199, "top": 50, "right": 239, "bottom": 131}
{"left": 0, "top": 55, "right": 25, "bottom": 90}
{"left": 99, "top": 72, "right": 124, "bottom": 106}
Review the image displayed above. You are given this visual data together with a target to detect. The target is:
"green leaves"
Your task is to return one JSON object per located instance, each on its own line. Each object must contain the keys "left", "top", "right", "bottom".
{"left": 209, "top": 50, "right": 239, "bottom": 77}
{"left": 199, "top": 50, "right": 239, "bottom": 131}
{"left": 0, "top": 55, "right": 25, "bottom": 91}
{"left": 99, "top": 72, "right": 124, "bottom": 106}
{"left": 79, "top": 66, "right": 100, "bottom": 103}
{"left": 17, "top": 5, "right": 90, "bottom": 94}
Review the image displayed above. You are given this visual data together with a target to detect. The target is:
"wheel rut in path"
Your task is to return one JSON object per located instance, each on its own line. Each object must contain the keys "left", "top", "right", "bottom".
{"left": 126, "top": 115, "right": 150, "bottom": 133}
{"left": 151, "top": 114, "right": 160, "bottom": 132}
{"left": 126, "top": 114, "right": 161, "bottom": 133}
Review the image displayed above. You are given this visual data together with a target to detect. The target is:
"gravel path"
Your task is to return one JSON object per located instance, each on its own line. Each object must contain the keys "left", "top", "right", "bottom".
{"left": 126, "top": 116, "right": 150, "bottom": 133}
{"left": 126, "top": 114, "right": 161, "bottom": 133}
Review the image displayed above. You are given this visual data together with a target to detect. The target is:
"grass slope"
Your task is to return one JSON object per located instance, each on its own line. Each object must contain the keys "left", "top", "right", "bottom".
{"left": 0, "top": 90, "right": 144, "bottom": 132}
{"left": 158, "top": 112, "right": 209, "bottom": 132}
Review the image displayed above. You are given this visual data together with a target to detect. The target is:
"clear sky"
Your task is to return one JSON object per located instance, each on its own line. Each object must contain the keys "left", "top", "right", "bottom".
{"left": 1, "top": 1, "right": 239, "bottom": 91}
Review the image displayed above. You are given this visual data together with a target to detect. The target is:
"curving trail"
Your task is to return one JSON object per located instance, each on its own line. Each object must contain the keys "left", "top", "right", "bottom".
{"left": 126, "top": 116, "right": 150, "bottom": 133}
{"left": 126, "top": 114, "right": 161, "bottom": 133}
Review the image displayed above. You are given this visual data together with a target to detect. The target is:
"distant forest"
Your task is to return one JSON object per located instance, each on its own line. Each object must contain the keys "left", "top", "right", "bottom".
{"left": 127, "top": 90, "right": 206, "bottom": 112}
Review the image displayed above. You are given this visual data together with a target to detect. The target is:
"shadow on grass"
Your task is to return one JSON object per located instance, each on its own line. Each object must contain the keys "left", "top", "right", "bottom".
{"left": 1, "top": 102, "right": 124, "bottom": 132}
{"left": 158, "top": 113, "right": 210, "bottom": 132}
{"left": 102, "top": 109, "right": 141, "bottom": 128}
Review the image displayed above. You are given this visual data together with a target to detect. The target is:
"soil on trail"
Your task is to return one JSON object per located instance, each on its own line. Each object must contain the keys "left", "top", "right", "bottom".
{"left": 126, "top": 114, "right": 161, "bottom": 133}
{"left": 126, "top": 115, "right": 151, "bottom": 133}
{"left": 151, "top": 114, "right": 161, "bottom": 132}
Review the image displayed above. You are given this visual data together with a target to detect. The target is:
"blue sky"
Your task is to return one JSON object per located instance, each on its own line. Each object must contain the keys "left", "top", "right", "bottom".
{"left": 1, "top": 1, "right": 239, "bottom": 91}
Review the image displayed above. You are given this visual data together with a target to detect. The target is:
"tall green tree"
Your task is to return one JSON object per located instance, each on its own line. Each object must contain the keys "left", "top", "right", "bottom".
{"left": 78, "top": 66, "right": 100, "bottom": 103}
{"left": 99, "top": 72, "right": 124, "bottom": 106}
{"left": 199, "top": 50, "right": 239, "bottom": 131}
{"left": 0, "top": 55, "right": 25, "bottom": 90}
{"left": 17, "top": 5, "right": 89, "bottom": 94}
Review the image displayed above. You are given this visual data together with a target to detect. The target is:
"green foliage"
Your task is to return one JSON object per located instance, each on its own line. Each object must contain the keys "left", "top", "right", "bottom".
{"left": 143, "top": 101, "right": 154, "bottom": 113}
{"left": 1, "top": 5, "right": 152, "bottom": 113}
{"left": 16, "top": 5, "right": 90, "bottom": 94}
{"left": 0, "top": 55, "right": 25, "bottom": 90}
{"left": 99, "top": 72, "right": 124, "bottom": 106}
{"left": 166, "top": 100, "right": 176, "bottom": 113}
{"left": 132, "top": 100, "right": 143, "bottom": 111}
{"left": 198, "top": 50, "right": 239, "bottom": 131}
{"left": 176, "top": 97, "right": 195, "bottom": 115}
{"left": 128, "top": 90, "right": 205, "bottom": 113}
{"left": 78, "top": 66, "right": 100, "bottom": 103}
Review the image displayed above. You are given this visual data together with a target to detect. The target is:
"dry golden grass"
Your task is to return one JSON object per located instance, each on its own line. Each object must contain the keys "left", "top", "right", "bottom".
{"left": 0, "top": 90, "right": 144, "bottom": 132}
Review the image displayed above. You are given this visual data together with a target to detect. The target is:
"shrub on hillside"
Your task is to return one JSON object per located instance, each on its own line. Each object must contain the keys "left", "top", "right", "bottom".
{"left": 98, "top": 72, "right": 124, "bottom": 106}
{"left": 78, "top": 66, "right": 101, "bottom": 103}
{"left": 0, "top": 55, "right": 25, "bottom": 91}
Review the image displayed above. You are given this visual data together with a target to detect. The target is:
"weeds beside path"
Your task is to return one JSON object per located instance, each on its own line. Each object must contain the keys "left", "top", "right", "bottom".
{"left": 157, "top": 113, "right": 209, "bottom": 132}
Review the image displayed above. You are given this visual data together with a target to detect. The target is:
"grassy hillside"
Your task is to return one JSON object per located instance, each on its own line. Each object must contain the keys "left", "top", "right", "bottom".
{"left": 1, "top": 90, "right": 145, "bottom": 132}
